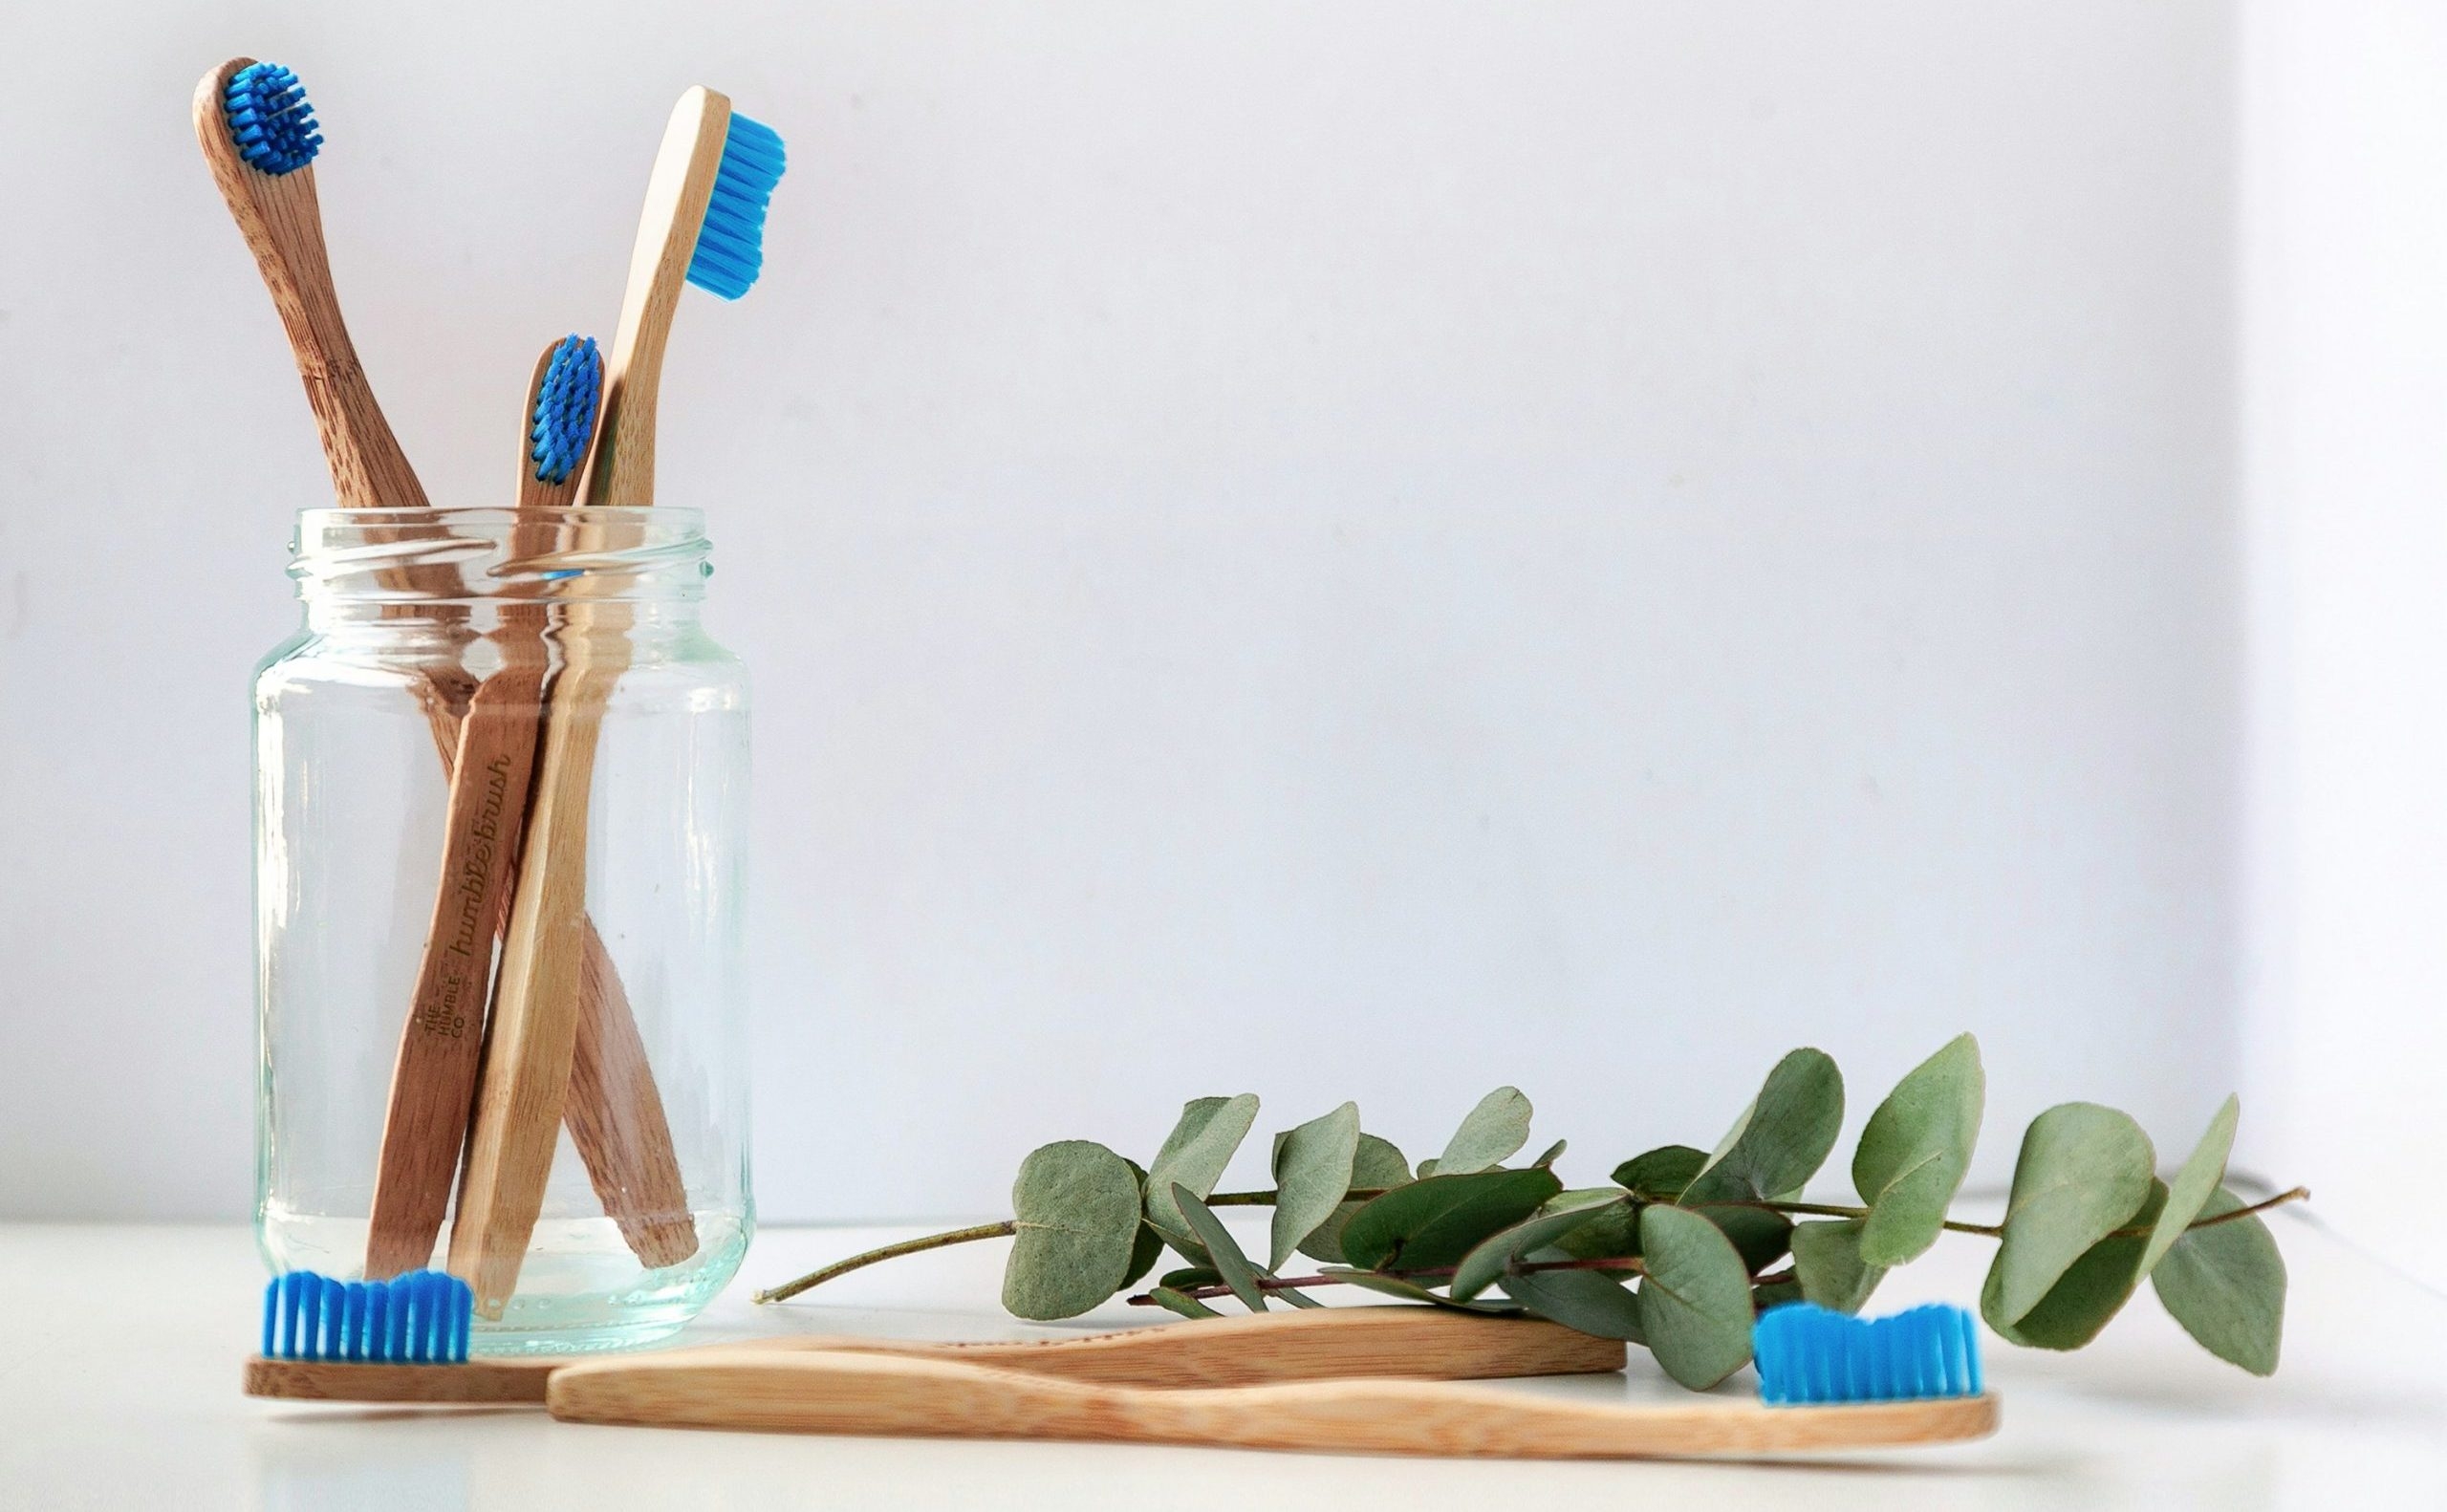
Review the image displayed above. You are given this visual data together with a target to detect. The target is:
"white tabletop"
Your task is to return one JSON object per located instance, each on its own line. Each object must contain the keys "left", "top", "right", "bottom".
{"left": 2, "top": 1211, "right": 2438, "bottom": 1509}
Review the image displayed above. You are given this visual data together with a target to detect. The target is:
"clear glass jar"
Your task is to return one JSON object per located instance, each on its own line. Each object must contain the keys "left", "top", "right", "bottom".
{"left": 254, "top": 507, "right": 751, "bottom": 1352}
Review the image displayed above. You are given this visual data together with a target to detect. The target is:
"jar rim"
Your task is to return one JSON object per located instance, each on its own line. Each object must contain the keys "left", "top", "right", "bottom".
{"left": 294, "top": 505, "right": 708, "bottom": 529}
{"left": 291, "top": 506, "right": 713, "bottom": 604}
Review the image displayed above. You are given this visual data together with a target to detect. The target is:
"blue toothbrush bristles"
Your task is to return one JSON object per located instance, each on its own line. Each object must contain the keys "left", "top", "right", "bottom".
{"left": 684, "top": 113, "right": 787, "bottom": 301}
{"left": 223, "top": 62, "right": 322, "bottom": 176}
{"left": 530, "top": 335, "right": 604, "bottom": 484}
{"left": 1752, "top": 1302, "right": 1982, "bottom": 1405}
{"left": 259, "top": 1270, "right": 474, "bottom": 1363}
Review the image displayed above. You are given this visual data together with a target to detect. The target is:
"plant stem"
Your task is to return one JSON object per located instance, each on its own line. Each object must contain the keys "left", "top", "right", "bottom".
{"left": 2174, "top": 1186, "right": 2310, "bottom": 1232}
{"left": 1703, "top": 1197, "right": 2006, "bottom": 1237}
{"left": 1132, "top": 1254, "right": 1648, "bottom": 1307}
{"left": 754, "top": 1220, "right": 1016, "bottom": 1305}
{"left": 1203, "top": 1188, "right": 1386, "bottom": 1206}
{"left": 755, "top": 1186, "right": 2313, "bottom": 1308}
{"left": 1730, "top": 1185, "right": 2310, "bottom": 1241}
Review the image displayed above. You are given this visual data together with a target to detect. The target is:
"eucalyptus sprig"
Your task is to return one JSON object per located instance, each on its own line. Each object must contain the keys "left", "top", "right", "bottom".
{"left": 756, "top": 1036, "right": 2304, "bottom": 1389}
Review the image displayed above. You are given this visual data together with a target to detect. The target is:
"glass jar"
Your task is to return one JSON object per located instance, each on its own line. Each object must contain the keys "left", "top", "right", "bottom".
{"left": 254, "top": 507, "right": 751, "bottom": 1352}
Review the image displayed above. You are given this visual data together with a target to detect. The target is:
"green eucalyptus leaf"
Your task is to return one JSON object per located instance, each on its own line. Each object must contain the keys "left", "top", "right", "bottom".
{"left": 1337, "top": 1168, "right": 1564, "bottom": 1273}
{"left": 1416, "top": 1159, "right": 1440, "bottom": 1178}
{"left": 1158, "top": 1266, "right": 1221, "bottom": 1290}
{"left": 1502, "top": 1257, "right": 1645, "bottom": 1341}
{"left": 1001, "top": 1140, "right": 1146, "bottom": 1321}
{"left": 1297, "top": 1134, "right": 1413, "bottom": 1264}
{"left": 1531, "top": 1139, "right": 1569, "bottom": 1169}
{"left": 1544, "top": 1186, "right": 1619, "bottom": 1211}
{"left": 2140, "top": 1096, "right": 2241, "bottom": 1279}
{"left": 1612, "top": 1146, "right": 1707, "bottom": 1201}
{"left": 1753, "top": 1277, "right": 1805, "bottom": 1313}
{"left": 1120, "top": 1225, "right": 1165, "bottom": 1290}
{"left": 2152, "top": 1187, "right": 2285, "bottom": 1375}
{"left": 1144, "top": 1094, "right": 1260, "bottom": 1244}
{"left": 1693, "top": 1205, "right": 1795, "bottom": 1272}
{"left": 1988, "top": 1103, "right": 2156, "bottom": 1325}
{"left": 1170, "top": 1185, "right": 1269, "bottom": 1312}
{"left": 1684, "top": 1049, "right": 1845, "bottom": 1204}
{"left": 1118, "top": 1158, "right": 1164, "bottom": 1289}
{"left": 1544, "top": 1188, "right": 1643, "bottom": 1261}
{"left": 1851, "top": 1034, "right": 1985, "bottom": 1266}
{"left": 1788, "top": 1219, "right": 1888, "bottom": 1313}
{"left": 1272, "top": 1282, "right": 1326, "bottom": 1308}
{"left": 1449, "top": 1191, "right": 1627, "bottom": 1300}
{"left": 1320, "top": 1268, "right": 1525, "bottom": 1314}
{"left": 1438, "top": 1087, "right": 1535, "bottom": 1175}
{"left": 1358, "top": 1134, "right": 1413, "bottom": 1183}
{"left": 1268, "top": 1102, "right": 1361, "bottom": 1269}
{"left": 1148, "top": 1285, "right": 1222, "bottom": 1320}
{"left": 1984, "top": 1182, "right": 2166, "bottom": 1350}
{"left": 1981, "top": 1105, "right": 2241, "bottom": 1355}
{"left": 1635, "top": 1204, "right": 1757, "bottom": 1389}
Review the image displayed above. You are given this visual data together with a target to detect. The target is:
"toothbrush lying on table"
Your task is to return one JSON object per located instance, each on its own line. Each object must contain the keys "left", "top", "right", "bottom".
{"left": 546, "top": 1303, "right": 1995, "bottom": 1458}
{"left": 449, "top": 85, "right": 784, "bottom": 1316}
{"left": 248, "top": 1278, "right": 1624, "bottom": 1404}
{"left": 195, "top": 57, "right": 699, "bottom": 1280}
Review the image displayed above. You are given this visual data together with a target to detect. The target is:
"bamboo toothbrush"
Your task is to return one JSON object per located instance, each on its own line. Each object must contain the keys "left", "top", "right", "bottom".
{"left": 581, "top": 87, "right": 786, "bottom": 508}
{"left": 531, "top": 340, "right": 701, "bottom": 1270}
{"left": 193, "top": 60, "right": 432, "bottom": 521}
{"left": 248, "top": 1279, "right": 1623, "bottom": 1404}
{"left": 546, "top": 1303, "right": 1996, "bottom": 1458}
{"left": 548, "top": 1347, "right": 1993, "bottom": 1457}
{"left": 448, "top": 88, "right": 785, "bottom": 1316}
{"left": 196, "top": 65, "right": 701, "bottom": 1279}
{"left": 193, "top": 57, "right": 467, "bottom": 727}
{"left": 361, "top": 338, "right": 600, "bottom": 1278}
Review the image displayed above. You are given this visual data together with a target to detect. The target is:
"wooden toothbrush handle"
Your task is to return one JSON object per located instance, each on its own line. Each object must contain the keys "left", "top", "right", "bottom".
{"left": 582, "top": 88, "right": 732, "bottom": 510}
{"left": 449, "top": 601, "right": 633, "bottom": 1316}
{"left": 546, "top": 1350, "right": 2002, "bottom": 1457}
{"left": 380, "top": 678, "right": 698, "bottom": 1278}
{"left": 245, "top": 1308, "right": 1620, "bottom": 1404}
{"left": 568, "top": 911, "right": 700, "bottom": 1267}
{"left": 803, "top": 1307, "right": 1625, "bottom": 1388}
{"left": 366, "top": 667, "right": 549, "bottom": 1278}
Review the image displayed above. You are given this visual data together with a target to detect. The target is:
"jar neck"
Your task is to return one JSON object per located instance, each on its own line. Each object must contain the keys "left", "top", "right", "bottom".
{"left": 299, "top": 598, "right": 709, "bottom": 637}
{"left": 290, "top": 506, "right": 714, "bottom": 615}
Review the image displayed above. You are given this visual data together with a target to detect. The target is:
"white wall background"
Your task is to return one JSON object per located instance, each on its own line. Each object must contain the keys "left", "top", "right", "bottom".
{"left": 2240, "top": 0, "right": 2447, "bottom": 1284}
{"left": 0, "top": 3, "right": 2253, "bottom": 1224}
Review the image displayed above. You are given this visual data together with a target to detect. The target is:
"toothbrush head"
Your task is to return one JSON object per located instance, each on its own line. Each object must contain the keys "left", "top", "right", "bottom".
{"left": 530, "top": 335, "right": 604, "bottom": 485}
{"left": 261, "top": 1269, "right": 473, "bottom": 1364}
{"left": 222, "top": 62, "right": 322, "bottom": 176}
{"left": 684, "top": 112, "right": 787, "bottom": 301}
{"left": 1751, "top": 1302, "right": 1984, "bottom": 1405}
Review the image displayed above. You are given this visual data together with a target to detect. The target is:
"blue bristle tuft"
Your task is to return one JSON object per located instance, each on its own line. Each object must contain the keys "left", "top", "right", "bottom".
{"left": 259, "top": 1270, "right": 472, "bottom": 1364}
{"left": 530, "top": 335, "right": 603, "bottom": 484}
{"left": 1752, "top": 1302, "right": 1983, "bottom": 1405}
{"left": 223, "top": 62, "right": 322, "bottom": 176}
{"left": 684, "top": 112, "right": 786, "bottom": 301}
